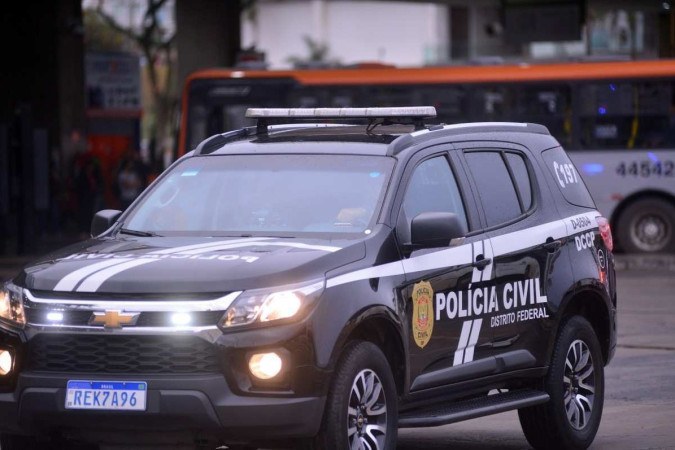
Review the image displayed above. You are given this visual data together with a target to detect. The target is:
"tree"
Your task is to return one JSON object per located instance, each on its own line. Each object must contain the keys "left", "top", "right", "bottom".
{"left": 287, "top": 35, "right": 340, "bottom": 69}
{"left": 92, "top": 0, "right": 177, "bottom": 167}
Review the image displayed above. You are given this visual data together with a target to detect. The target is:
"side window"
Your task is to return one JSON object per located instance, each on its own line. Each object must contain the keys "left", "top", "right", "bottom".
{"left": 399, "top": 155, "right": 468, "bottom": 241}
{"left": 464, "top": 151, "right": 522, "bottom": 227}
{"left": 505, "top": 152, "right": 533, "bottom": 211}
{"left": 542, "top": 147, "right": 596, "bottom": 208}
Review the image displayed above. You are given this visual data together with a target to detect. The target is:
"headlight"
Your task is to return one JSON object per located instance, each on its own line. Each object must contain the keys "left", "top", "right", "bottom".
{"left": 219, "top": 279, "right": 324, "bottom": 329}
{"left": 0, "top": 283, "right": 26, "bottom": 328}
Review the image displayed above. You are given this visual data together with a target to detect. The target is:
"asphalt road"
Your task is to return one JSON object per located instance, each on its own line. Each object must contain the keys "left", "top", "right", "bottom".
{"left": 398, "top": 268, "right": 675, "bottom": 450}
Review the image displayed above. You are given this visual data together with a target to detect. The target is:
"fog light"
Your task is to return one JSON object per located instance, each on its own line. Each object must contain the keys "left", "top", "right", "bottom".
{"left": 0, "top": 350, "right": 12, "bottom": 376}
{"left": 170, "top": 312, "right": 192, "bottom": 326}
{"left": 249, "top": 352, "right": 283, "bottom": 380}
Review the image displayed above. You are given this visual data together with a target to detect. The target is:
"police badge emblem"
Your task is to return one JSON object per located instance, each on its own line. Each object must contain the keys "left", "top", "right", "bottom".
{"left": 412, "top": 281, "right": 434, "bottom": 348}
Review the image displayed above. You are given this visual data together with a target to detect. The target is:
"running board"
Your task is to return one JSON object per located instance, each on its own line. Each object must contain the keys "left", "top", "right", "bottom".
{"left": 398, "top": 389, "right": 550, "bottom": 428}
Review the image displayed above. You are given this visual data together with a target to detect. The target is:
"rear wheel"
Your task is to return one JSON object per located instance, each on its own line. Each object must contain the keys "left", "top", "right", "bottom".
{"left": 518, "top": 316, "right": 604, "bottom": 450}
{"left": 312, "top": 341, "right": 398, "bottom": 450}
{"left": 617, "top": 197, "right": 675, "bottom": 253}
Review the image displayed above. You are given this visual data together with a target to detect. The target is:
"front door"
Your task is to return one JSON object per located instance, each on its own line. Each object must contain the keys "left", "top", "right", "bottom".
{"left": 396, "top": 149, "right": 497, "bottom": 392}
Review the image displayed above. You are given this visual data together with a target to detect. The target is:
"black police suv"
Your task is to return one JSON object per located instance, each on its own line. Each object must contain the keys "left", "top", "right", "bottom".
{"left": 0, "top": 107, "right": 616, "bottom": 450}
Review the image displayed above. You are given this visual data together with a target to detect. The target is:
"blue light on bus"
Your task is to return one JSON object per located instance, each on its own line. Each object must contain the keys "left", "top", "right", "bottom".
{"left": 647, "top": 152, "right": 659, "bottom": 163}
{"left": 582, "top": 163, "right": 604, "bottom": 175}
{"left": 598, "top": 106, "right": 607, "bottom": 115}
{"left": 609, "top": 83, "right": 617, "bottom": 92}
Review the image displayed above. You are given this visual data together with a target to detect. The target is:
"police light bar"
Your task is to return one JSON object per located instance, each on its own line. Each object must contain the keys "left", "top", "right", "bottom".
{"left": 246, "top": 106, "right": 437, "bottom": 119}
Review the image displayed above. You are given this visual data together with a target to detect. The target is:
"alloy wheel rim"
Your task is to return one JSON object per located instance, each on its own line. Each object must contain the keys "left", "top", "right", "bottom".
{"left": 348, "top": 369, "right": 387, "bottom": 450}
{"left": 563, "top": 339, "right": 595, "bottom": 430}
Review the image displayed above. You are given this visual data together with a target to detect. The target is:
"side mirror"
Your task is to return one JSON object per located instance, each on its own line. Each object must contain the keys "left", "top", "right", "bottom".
{"left": 91, "top": 209, "right": 123, "bottom": 237}
{"left": 410, "top": 212, "right": 466, "bottom": 249}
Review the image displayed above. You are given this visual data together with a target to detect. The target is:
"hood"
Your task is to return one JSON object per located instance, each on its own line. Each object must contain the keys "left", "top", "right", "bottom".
{"left": 19, "top": 236, "right": 366, "bottom": 295}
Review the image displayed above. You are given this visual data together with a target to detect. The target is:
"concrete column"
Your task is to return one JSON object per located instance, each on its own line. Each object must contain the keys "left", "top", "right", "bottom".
{"left": 57, "top": 0, "right": 87, "bottom": 166}
{"left": 176, "top": 0, "right": 241, "bottom": 90}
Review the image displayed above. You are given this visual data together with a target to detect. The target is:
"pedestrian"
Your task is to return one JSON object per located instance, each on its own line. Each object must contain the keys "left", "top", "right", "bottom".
{"left": 73, "top": 150, "right": 104, "bottom": 237}
{"left": 116, "top": 152, "right": 146, "bottom": 210}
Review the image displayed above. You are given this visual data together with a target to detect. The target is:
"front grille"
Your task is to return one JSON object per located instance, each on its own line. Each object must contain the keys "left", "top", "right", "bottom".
{"left": 26, "top": 335, "right": 220, "bottom": 374}
{"left": 24, "top": 309, "right": 225, "bottom": 327}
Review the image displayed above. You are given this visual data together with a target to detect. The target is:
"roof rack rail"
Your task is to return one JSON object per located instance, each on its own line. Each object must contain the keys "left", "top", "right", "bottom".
{"left": 246, "top": 107, "right": 437, "bottom": 132}
{"left": 389, "top": 122, "right": 551, "bottom": 155}
{"left": 194, "top": 127, "right": 253, "bottom": 155}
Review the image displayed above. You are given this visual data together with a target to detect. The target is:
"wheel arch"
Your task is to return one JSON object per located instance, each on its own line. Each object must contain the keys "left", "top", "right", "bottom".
{"left": 328, "top": 306, "right": 407, "bottom": 397}
{"left": 553, "top": 286, "right": 612, "bottom": 366}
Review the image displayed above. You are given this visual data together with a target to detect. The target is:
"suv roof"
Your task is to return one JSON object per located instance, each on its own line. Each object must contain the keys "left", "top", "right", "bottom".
{"left": 193, "top": 107, "right": 554, "bottom": 157}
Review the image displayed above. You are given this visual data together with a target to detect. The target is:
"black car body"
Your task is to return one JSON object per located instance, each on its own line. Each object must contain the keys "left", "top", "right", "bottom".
{"left": 0, "top": 108, "right": 617, "bottom": 450}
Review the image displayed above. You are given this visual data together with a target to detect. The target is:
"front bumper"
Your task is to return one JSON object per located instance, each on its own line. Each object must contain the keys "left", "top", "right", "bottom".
{"left": 0, "top": 371, "right": 325, "bottom": 442}
{"left": 0, "top": 289, "right": 332, "bottom": 443}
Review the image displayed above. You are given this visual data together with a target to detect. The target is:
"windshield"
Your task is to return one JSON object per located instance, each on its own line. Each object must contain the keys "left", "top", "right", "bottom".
{"left": 123, "top": 154, "right": 395, "bottom": 238}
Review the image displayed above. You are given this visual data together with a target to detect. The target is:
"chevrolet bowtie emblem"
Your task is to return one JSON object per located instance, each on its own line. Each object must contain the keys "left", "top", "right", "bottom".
{"left": 89, "top": 310, "right": 140, "bottom": 329}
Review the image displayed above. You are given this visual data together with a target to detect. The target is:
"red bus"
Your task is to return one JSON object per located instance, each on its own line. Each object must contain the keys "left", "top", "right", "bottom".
{"left": 180, "top": 60, "right": 675, "bottom": 253}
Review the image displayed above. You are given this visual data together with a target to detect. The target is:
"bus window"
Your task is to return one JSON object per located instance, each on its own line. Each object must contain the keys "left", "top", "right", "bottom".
{"left": 418, "top": 86, "right": 468, "bottom": 124}
{"left": 578, "top": 80, "right": 673, "bottom": 150}
{"left": 512, "top": 84, "right": 572, "bottom": 148}
{"left": 368, "top": 85, "right": 418, "bottom": 107}
{"left": 474, "top": 86, "right": 510, "bottom": 119}
{"left": 288, "top": 87, "right": 327, "bottom": 108}
{"left": 470, "top": 84, "right": 572, "bottom": 147}
{"left": 186, "top": 79, "right": 294, "bottom": 150}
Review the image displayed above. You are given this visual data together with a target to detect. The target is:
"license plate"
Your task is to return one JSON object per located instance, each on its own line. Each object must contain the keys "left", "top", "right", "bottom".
{"left": 65, "top": 380, "right": 147, "bottom": 411}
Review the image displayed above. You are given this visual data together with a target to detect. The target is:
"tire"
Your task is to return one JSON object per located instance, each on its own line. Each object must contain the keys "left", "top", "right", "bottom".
{"left": 312, "top": 341, "right": 398, "bottom": 450}
{"left": 518, "top": 316, "right": 604, "bottom": 450}
{"left": 0, "top": 434, "right": 41, "bottom": 450}
{"left": 616, "top": 197, "right": 675, "bottom": 253}
{"left": 0, "top": 434, "right": 99, "bottom": 450}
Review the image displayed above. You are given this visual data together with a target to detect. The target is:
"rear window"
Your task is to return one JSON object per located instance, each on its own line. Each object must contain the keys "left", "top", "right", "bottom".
{"left": 541, "top": 147, "right": 595, "bottom": 208}
{"left": 464, "top": 151, "right": 522, "bottom": 227}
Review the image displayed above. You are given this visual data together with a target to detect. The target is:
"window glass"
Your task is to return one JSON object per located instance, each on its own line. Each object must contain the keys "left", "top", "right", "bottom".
{"left": 578, "top": 80, "right": 674, "bottom": 150}
{"left": 418, "top": 86, "right": 468, "bottom": 124}
{"left": 464, "top": 152, "right": 521, "bottom": 227}
{"left": 186, "top": 79, "right": 293, "bottom": 149}
{"left": 512, "top": 84, "right": 572, "bottom": 149}
{"left": 542, "top": 147, "right": 596, "bottom": 208}
{"left": 505, "top": 152, "right": 533, "bottom": 211}
{"left": 468, "top": 84, "right": 572, "bottom": 148}
{"left": 401, "top": 156, "right": 468, "bottom": 232}
{"left": 124, "top": 154, "right": 395, "bottom": 237}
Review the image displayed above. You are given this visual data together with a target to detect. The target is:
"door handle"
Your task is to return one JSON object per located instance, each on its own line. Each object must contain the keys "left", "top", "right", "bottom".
{"left": 542, "top": 238, "right": 562, "bottom": 253}
{"left": 473, "top": 256, "right": 491, "bottom": 270}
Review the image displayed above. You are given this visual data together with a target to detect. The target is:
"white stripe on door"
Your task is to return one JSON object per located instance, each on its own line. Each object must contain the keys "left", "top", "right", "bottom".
{"left": 453, "top": 319, "right": 483, "bottom": 366}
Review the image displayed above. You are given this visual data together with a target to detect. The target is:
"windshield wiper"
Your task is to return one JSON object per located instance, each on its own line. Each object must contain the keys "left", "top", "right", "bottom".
{"left": 119, "top": 228, "right": 162, "bottom": 237}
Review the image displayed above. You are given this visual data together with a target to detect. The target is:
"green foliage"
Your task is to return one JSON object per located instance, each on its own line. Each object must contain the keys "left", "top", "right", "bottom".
{"left": 83, "top": 9, "right": 135, "bottom": 53}
{"left": 287, "top": 35, "right": 340, "bottom": 68}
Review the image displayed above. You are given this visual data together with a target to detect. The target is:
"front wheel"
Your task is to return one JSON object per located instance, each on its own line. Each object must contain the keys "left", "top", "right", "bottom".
{"left": 0, "top": 434, "right": 39, "bottom": 450}
{"left": 518, "top": 316, "right": 604, "bottom": 450}
{"left": 313, "top": 341, "right": 398, "bottom": 450}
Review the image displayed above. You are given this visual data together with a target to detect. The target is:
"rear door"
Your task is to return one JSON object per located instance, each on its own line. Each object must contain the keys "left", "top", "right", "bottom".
{"left": 459, "top": 143, "right": 568, "bottom": 371}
